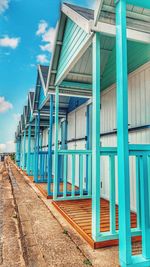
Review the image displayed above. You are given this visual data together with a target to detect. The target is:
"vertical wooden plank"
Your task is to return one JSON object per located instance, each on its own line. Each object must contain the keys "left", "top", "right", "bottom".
{"left": 140, "top": 155, "right": 150, "bottom": 259}
{"left": 34, "top": 111, "right": 40, "bottom": 183}
{"left": 63, "top": 154, "right": 67, "bottom": 198}
{"left": 136, "top": 156, "right": 141, "bottom": 230}
{"left": 115, "top": 0, "right": 132, "bottom": 264}
{"left": 88, "top": 153, "right": 92, "bottom": 196}
{"left": 23, "top": 129, "right": 26, "bottom": 170}
{"left": 109, "top": 155, "right": 116, "bottom": 234}
{"left": 48, "top": 95, "right": 53, "bottom": 196}
{"left": 42, "top": 153, "right": 45, "bottom": 181}
{"left": 86, "top": 105, "right": 90, "bottom": 193}
{"left": 92, "top": 32, "right": 101, "bottom": 241}
{"left": 27, "top": 124, "right": 31, "bottom": 175}
{"left": 53, "top": 86, "right": 59, "bottom": 200}
{"left": 79, "top": 154, "right": 83, "bottom": 197}
{"left": 72, "top": 154, "right": 75, "bottom": 197}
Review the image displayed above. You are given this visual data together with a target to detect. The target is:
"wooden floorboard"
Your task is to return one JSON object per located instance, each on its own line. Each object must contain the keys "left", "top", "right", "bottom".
{"left": 34, "top": 182, "right": 79, "bottom": 199}
{"left": 53, "top": 199, "right": 141, "bottom": 249}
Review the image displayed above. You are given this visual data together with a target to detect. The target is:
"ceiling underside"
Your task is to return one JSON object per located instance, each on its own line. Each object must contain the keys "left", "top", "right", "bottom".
{"left": 65, "top": 35, "right": 150, "bottom": 91}
{"left": 48, "top": 2, "right": 150, "bottom": 95}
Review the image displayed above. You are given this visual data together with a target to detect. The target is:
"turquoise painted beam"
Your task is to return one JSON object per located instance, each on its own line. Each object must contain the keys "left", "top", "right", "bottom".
{"left": 27, "top": 124, "right": 31, "bottom": 175}
{"left": 86, "top": 105, "right": 89, "bottom": 193}
{"left": 109, "top": 155, "right": 116, "bottom": 235}
{"left": 48, "top": 95, "right": 53, "bottom": 196}
{"left": 92, "top": 32, "right": 101, "bottom": 241}
{"left": 127, "top": 0, "right": 150, "bottom": 9}
{"left": 23, "top": 129, "right": 26, "bottom": 170}
{"left": 60, "top": 81, "right": 92, "bottom": 90}
{"left": 116, "top": 0, "right": 132, "bottom": 265}
{"left": 140, "top": 156, "right": 150, "bottom": 259}
{"left": 135, "top": 156, "right": 141, "bottom": 230}
{"left": 34, "top": 112, "right": 40, "bottom": 183}
{"left": 53, "top": 86, "right": 59, "bottom": 200}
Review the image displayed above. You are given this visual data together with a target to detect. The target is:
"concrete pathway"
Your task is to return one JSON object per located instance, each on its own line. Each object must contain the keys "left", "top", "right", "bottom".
{"left": 1, "top": 161, "right": 91, "bottom": 267}
{"left": 0, "top": 159, "right": 124, "bottom": 267}
{"left": 0, "top": 162, "right": 25, "bottom": 267}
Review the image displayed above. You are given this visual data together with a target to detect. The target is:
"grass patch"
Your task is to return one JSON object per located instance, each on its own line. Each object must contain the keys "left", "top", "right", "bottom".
{"left": 63, "top": 229, "right": 68, "bottom": 235}
{"left": 83, "top": 259, "right": 92, "bottom": 266}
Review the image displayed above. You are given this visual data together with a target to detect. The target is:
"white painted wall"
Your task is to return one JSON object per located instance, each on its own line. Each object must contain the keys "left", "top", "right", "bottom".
{"left": 100, "top": 62, "right": 150, "bottom": 211}
{"left": 42, "top": 62, "right": 150, "bottom": 209}
{"left": 67, "top": 105, "right": 87, "bottom": 187}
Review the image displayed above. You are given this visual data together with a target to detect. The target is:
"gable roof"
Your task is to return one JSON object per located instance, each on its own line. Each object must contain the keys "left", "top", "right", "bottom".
{"left": 46, "top": 2, "right": 150, "bottom": 94}
{"left": 26, "top": 91, "right": 34, "bottom": 124}
{"left": 33, "top": 65, "right": 49, "bottom": 112}
{"left": 64, "top": 2, "right": 150, "bottom": 34}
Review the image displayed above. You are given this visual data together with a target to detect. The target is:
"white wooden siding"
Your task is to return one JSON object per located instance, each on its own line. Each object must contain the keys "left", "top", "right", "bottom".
{"left": 47, "top": 62, "right": 150, "bottom": 207}
{"left": 100, "top": 62, "right": 150, "bottom": 211}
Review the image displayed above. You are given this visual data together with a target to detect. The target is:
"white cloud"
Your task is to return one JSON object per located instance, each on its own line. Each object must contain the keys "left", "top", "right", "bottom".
{"left": 0, "top": 97, "right": 13, "bottom": 113}
{"left": 0, "top": 0, "right": 9, "bottom": 15}
{"left": 40, "top": 43, "right": 51, "bottom": 53}
{"left": 0, "top": 140, "right": 15, "bottom": 153}
{"left": 0, "top": 35, "right": 20, "bottom": 49}
{"left": 36, "top": 20, "right": 48, "bottom": 36}
{"left": 36, "top": 20, "right": 56, "bottom": 53}
{"left": 36, "top": 54, "right": 48, "bottom": 64}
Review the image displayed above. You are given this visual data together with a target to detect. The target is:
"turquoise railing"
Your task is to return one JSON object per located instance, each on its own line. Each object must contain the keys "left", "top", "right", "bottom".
{"left": 36, "top": 150, "right": 48, "bottom": 183}
{"left": 54, "top": 150, "right": 92, "bottom": 200}
{"left": 94, "top": 145, "right": 150, "bottom": 248}
{"left": 24, "top": 152, "right": 28, "bottom": 170}
{"left": 28, "top": 152, "right": 34, "bottom": 175}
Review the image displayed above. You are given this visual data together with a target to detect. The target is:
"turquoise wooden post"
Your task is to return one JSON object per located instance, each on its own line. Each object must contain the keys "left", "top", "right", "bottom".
{"left": 140, "top": 156, "right": 150, "bottom": 259}
{"left": 48, "top": 95, "right": 53, "bottom": 196}
{"left": 86, "top": 105, "right": 89, "bottom": 193}
{"left": 15, "top": 139, "right": 20, "bottom": 165}
{"left": 23, "top": 129, "right": 26, "bottom": 170}
{"left": 15, "top": 141, "right": 18, "bottom": 162}
{"left": 34, "top": 116, "right": 37, "bottom": 181}
{"left": 27, "top": 124, "right": 31, "bottom": 175}
{"left": 20, "top": 135, "right": 22, "bottom": 168}
{"left": 21, "top": 135, "right": 24, "bottom": 168}
{"left": 115, "top": 0, "right": 132, "bottom": 265}
{"left": 109, "top": 155, "right": 116, "bottom": 234}
{"left": 92, "top": 32, "right": 101, "bottom": 241}
{"left": 136, "top": 156, "right": 141, "bottom": 230}
{"left": 34, "top": 112, "right": 40, "bottom": 183}
{"left": 53, "top": 86, "right": 59, "bottom": 199}
{"left": 18, "top": 138, "right": 21, "bottom": 167}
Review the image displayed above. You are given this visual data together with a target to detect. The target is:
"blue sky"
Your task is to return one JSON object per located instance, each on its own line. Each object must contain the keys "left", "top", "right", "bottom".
{"left": 0, "top": 0, "right": 95, "bottom": 152}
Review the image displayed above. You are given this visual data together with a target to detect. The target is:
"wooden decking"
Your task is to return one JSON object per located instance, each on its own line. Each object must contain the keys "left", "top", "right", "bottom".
{"left": 53, "top": 199, "right": 141, "bottom": 249}
{"left": 34, "top": 182, "right": 79, "bottom": 199}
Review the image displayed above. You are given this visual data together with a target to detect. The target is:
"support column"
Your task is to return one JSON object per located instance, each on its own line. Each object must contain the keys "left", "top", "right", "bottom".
{"left": 86, "top": 105, "right": 90, "bottom": 193}
{"left": 53, "top": 86, "right": 59, "bottom": 199}
{"left": 20, "top": 135, "right": 22, "bottom": 168}
{"left": 48, "top": 95, "right": 53, "bottom": 196}
{"left": 92, "top": 32, "right": 101, "bottom": 241}
{"left": 27, "top": 124, "right": 31, "bottom": 175}
{"left": 15, "top": 140, "right": 19, "bottom": 165}
{"left": 18, "top": 138, "right": 21, "bottom": 167}
{"left": 115, "top": 0, "right": 132, "bottom": 265}
{"left": 34, "top": 111, "right": 40, "bottom": 183}
{"left": 23, "top": 129, "right": 26, "bottom": 170}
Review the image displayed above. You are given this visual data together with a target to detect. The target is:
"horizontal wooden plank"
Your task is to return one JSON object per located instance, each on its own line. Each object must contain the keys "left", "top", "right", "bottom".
{"left": 53, "top": 198, "right": 140, "bottom": 249}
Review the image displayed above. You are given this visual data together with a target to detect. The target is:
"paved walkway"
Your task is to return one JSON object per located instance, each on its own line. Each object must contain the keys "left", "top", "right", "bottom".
{"left": 0, "top": 160, "right": 125, "bottom": 267}
{"left": 1, "top": 161, "right": 91, "bottom": 267}
{"left": 0, "top": 162, "right": 25, "bottom": 267}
